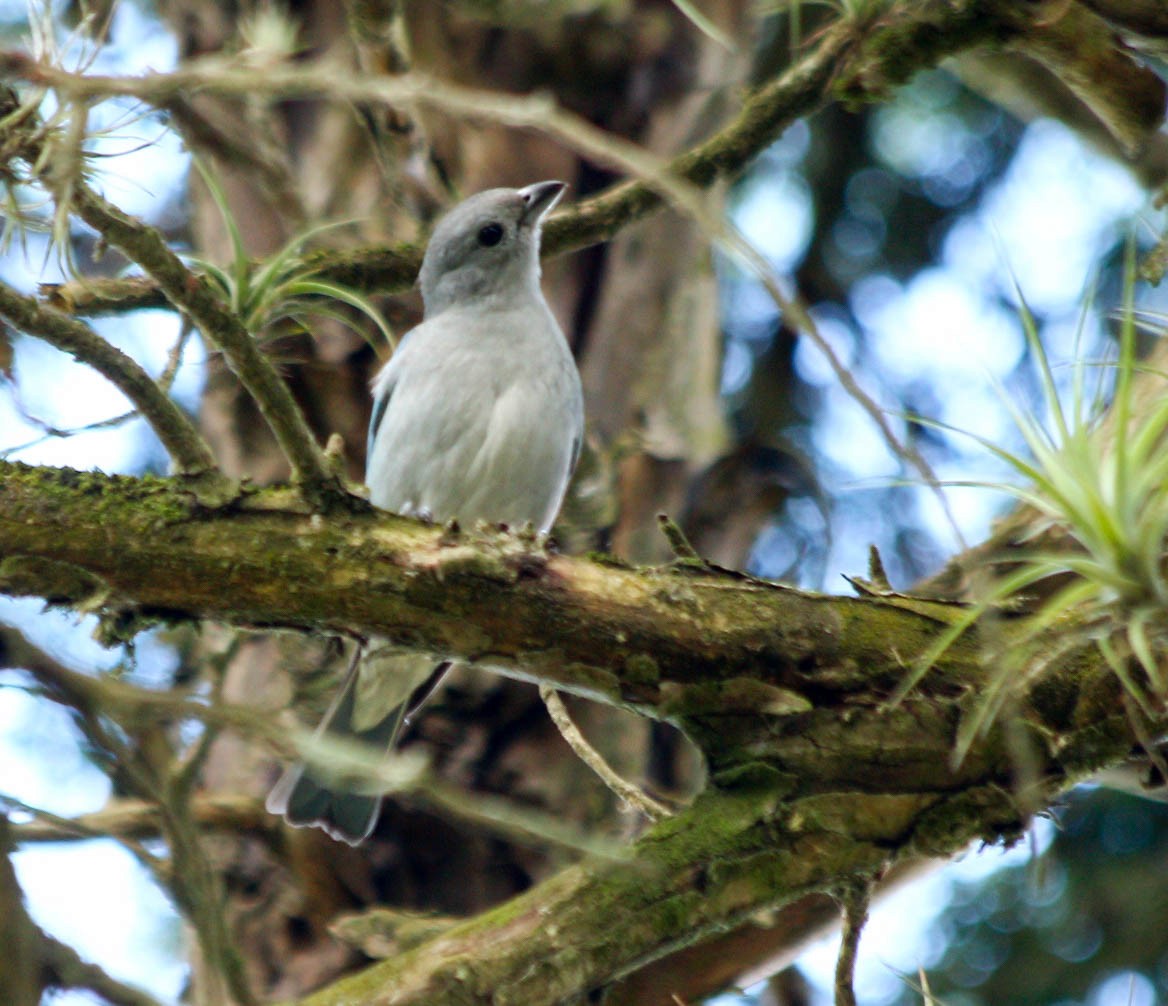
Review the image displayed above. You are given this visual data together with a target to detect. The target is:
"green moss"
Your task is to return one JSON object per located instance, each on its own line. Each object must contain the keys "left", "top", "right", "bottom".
{"left": 712, "top": 761, "right": 797, "bottom": 794}
{"left": 910, "top": 785, "right": 1022, "bottom": 856}
{"left": 584, "top": 550, "right": 633, "bottom": 569}
{"left": 0, "top": 555, "right": 103, "bottom": 606}
{"left": 622, "top": 652, "right": 660, "bottom": 686}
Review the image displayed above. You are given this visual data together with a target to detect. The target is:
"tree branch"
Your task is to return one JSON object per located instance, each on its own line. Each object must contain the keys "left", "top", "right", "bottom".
{"left": 0, "top": 452, "right": 1157, "bottom": 1005}
{"left": 61, "top": 183, "right": 346, "bottom": 507}
{"left": 22, "top": 0, "right": 1156, "bottom": 319}
{"left": 0, "top": 459, "right": 1152, "bottom": 766}
{"left": 0, "top": 98, "right": 344, "bottom": 505}
{"left": 0, "top": 279, "right": 219, "bottom": 476}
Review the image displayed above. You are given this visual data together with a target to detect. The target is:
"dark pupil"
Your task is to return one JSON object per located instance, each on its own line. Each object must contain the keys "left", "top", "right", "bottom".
{"left": 478, "top": 223, "right": 504, "bottom": 247}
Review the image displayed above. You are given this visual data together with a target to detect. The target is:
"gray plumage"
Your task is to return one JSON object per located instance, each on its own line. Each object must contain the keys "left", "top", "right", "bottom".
{"left": 267, "top": 181, "right": 584, "bottom": 844}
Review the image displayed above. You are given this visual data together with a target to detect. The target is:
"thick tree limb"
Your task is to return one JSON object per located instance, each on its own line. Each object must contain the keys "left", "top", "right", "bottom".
{"left": 0, "top": 459, "right": 1149, "bottom": 792}
{"left": 0, "top": 459, "right": 1157, "bottom": 1004}
{"left": 0, "top": 459, "right": 1140, "bottom": 748}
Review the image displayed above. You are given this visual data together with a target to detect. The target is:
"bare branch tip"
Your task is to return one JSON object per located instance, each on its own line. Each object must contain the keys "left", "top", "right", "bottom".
{"left": 656, "top": 512, "right": 704, "bottom": 566}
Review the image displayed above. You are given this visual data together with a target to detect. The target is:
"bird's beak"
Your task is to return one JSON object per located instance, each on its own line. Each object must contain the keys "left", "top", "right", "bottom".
{"left": 518, "top": 180, "right": 567, "bottom": 226}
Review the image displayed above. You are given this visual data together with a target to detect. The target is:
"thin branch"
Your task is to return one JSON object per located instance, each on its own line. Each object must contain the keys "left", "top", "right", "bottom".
{"left": 7, "top": 794, "right": 272, "bottom": 843}
{"left": 540, "top": 685, "right": 672, "bottom": 822}
{"left": 657, "top": 512, "right": 705, "bottom": 565}
{"left": 1, "top": 791, "right": 162, "bottom": 868}
{"left": 746, "top": 260, "right": 967, "bottom": 547}
{"left": 62, "top": 181, "right": 345, "bottom": 507}
{"left": 0, "top": 97, "right": 341, "bottom": 504}
{"left": 833, "top": 881, "right": 872, "bottom": 1006}
{"left": 41, "top": 273, "right": 172, "bottom": 314}
{"left": 19, "top": 9, "right": 854, "bottom": 313}
{"left": 40, "top": 930, "right": 168, "bottom": 1006}
{"left": 2, "top": 316, "right": 195, "bottom": 459}
{"left": 0, "top": 278, "right": 217, "bottom": 474}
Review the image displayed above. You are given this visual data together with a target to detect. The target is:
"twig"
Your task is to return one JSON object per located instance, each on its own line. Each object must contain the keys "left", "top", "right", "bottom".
{"left": 741, "top": 260, "right": 967, "bottom": 549}
{"left": 539, "top": 684, "right": 671, "bottom": 822}
{"left": 833, "top": 880, "right": 872, "bottom": 1006}
{"left": 1, "top": 791, "right": 163, "bottom": 866}
{"left": 40, "top": 929, "right": 168, "bottom": 1006}
{"left": 7, "top": 793, "right": 273, "bottom": 843}
{"left": 1, "top": 316, "right": 195, "bottom": 458}
{"left": 0, "top": 279, "right": 217, "bottom": 475}
{"left": 657, "top": 512, "right": 704, "bottom": 564}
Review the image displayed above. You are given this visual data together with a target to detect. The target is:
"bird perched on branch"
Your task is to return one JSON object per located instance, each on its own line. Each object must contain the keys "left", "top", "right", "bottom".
{"left": 267, "top": 180, "right": 584, "bottom": 844}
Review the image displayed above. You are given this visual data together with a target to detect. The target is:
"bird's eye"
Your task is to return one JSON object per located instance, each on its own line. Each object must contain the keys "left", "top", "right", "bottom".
{"left": 477, "top": 223, "right": 504, "bottom": 247}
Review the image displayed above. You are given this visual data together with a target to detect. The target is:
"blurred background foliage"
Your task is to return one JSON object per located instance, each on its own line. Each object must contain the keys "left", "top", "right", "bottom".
{"left": 1, "top": 1, "right": 1167, "bottom": 1004}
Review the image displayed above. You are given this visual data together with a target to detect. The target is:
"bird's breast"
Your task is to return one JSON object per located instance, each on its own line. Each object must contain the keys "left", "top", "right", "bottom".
{"left": 365, "top": 320, "right": 582, "bottom": 532}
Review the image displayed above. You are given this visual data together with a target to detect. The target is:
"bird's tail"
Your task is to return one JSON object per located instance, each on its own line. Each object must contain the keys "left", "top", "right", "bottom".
{"left": 266, "top": 647, "right": 449, "bottom": 845}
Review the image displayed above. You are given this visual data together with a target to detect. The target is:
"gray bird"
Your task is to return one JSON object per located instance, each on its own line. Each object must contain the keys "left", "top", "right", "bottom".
{"left": 267, "top": 180, "right": 584, "bottom": 844}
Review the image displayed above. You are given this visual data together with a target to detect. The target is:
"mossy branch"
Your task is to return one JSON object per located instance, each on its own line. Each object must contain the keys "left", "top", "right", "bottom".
{"left": 0, "top": 458, "right": 1153, "bottom": 769}
{"left": 0, "top": 459, "right": 1159, "bottom": 1006}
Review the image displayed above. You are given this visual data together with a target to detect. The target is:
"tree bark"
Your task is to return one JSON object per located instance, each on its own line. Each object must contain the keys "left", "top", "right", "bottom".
{"left": 0, "top": 459, "right": 1155, "bottom": 1004}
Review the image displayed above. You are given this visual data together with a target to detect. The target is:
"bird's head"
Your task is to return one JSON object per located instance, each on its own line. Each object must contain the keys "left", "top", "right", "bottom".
{"left": 418, "top": 180, "right": 566, "bottom": 316}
